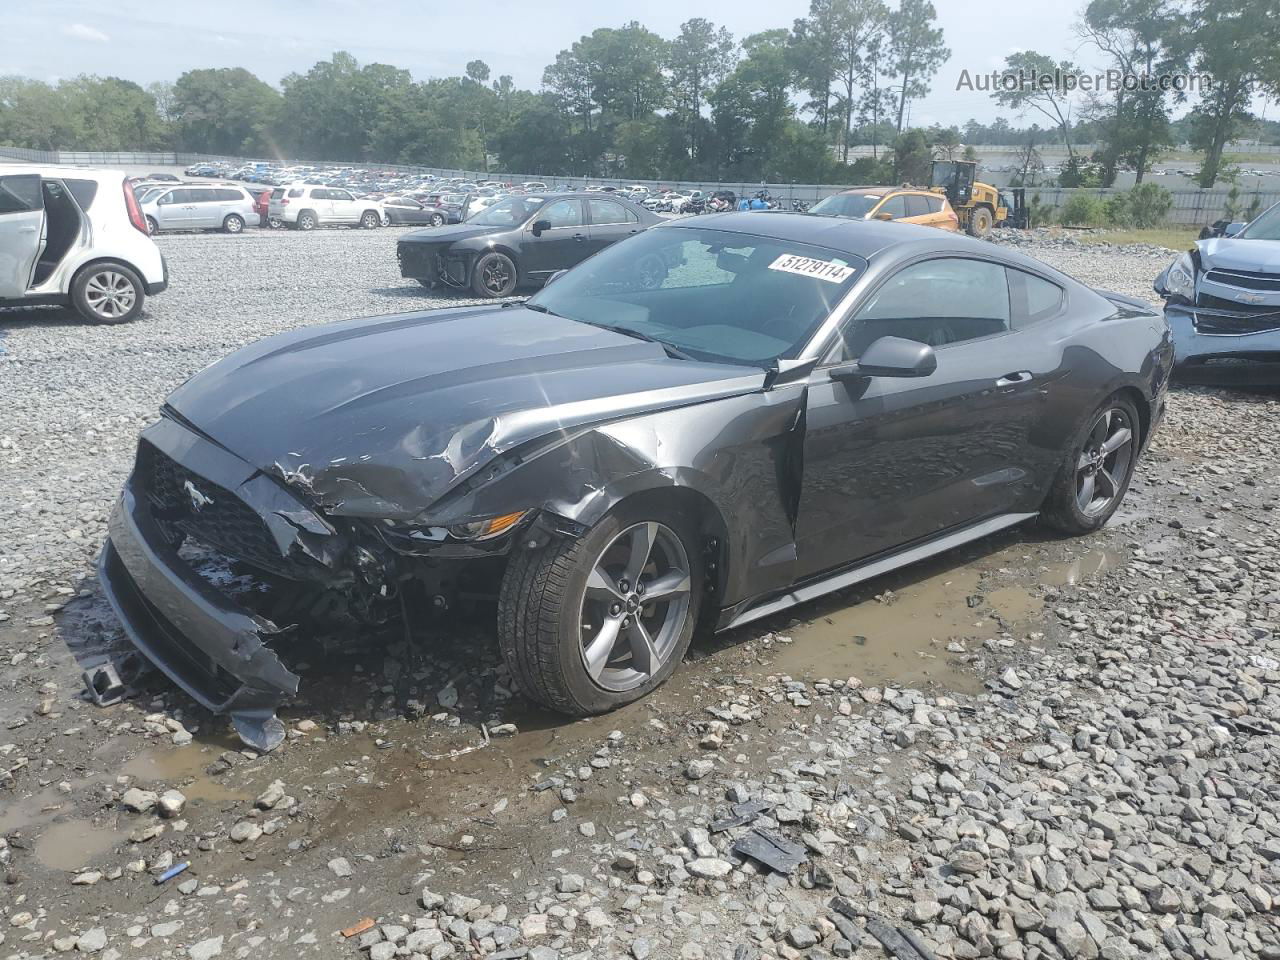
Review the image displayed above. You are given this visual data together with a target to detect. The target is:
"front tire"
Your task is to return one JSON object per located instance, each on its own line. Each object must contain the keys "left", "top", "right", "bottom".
{"left": 361, "top": 210, "right": 381, "bottom": 229}
{"left": 967, "top": 206, "right": 993, "bottom": 238}
{"left": 1042, "top": 394, "right": 1141, "bottom": 535}
{"left": 71, "top": 262, "right": 145, "bottom": 324}
{"left": 498, "top": 501, "right": 703, "bottom": 715}
{"left": 223, "top": 214, "right": 244, "bottom": 234}
{"left": 430, "top": 213, "right": 445, "bottom": 226}
{"left": 471, "top": 251, "right": 519, "bottom": 298}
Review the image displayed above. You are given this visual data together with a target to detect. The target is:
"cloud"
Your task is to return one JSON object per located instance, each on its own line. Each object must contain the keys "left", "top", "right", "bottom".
{"left": 62, "top": 23, "right": 110, "bottom": 43}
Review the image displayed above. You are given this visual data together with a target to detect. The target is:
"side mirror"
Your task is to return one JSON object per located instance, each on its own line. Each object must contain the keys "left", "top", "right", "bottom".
{"left": 874, "top": 212, "right": 894, "bottom": 221}
{"left": 832, "top": 336, "right": 937, "bottom": 380}
{"left": 531, "top": 219, "right": 551, "bottom": 236}
{"left": 1223, "top": 222, "right": 1244, "bottom": 237}
{"left": 157, "top": 195, "right": 170, "bottom": 205}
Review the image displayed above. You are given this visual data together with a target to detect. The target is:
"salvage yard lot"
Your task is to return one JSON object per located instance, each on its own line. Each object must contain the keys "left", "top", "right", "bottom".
{"left": 0, "top": 229, "right": 1278, "bottom": 960}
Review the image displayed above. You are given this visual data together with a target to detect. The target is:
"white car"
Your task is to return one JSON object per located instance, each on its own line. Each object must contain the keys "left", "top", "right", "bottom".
{"left": 267, "top": 184, "right": 384, "bottom": 231}
{"left": 0, "top": 166, "right": 167, "bottom": 324}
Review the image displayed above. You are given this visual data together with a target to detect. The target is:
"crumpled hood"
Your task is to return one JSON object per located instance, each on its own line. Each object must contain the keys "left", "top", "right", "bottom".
{"left": 166, "top": 305, "right": 762, "bottom": 519}
{"left": 1197, "top": 237, "right": 1280, "bottom": 273}
{"left": 399, "top": 223, "right": 503, "bottom": 245}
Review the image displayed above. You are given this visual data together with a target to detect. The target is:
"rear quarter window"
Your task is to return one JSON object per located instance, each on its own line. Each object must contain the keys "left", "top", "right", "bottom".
{"left": 64, "top": 178, "right": 99, "bottom": 210}
{"left": 1009, "top": 268, "right": 1065, "bottom": 327}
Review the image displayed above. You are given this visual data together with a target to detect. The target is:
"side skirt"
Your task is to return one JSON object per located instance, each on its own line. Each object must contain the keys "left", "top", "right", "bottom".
{"left": 719, "top": 512, "right": 1038, "bottom": 632}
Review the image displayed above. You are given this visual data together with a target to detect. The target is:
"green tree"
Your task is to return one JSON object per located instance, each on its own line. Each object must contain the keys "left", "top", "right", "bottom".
{"left": 1078, "top": 0, "right": 1180, "bottom": 185}
{"left": 668, "top": 18, "right": 736, "bottom": 164}
{"left": 830, "top": 0, "right": 889, "bottom": 161}
{"left": 888, "top": 127, "right": 932, "bottom": 183}
{"left": 885, "top": 0, "right": 948, "bottom": 133}
{"left": 1183, "top": 0, "right": 1280, "bottom": 187}
{"left": 710, "top": 30, "right": 796, "bottom": 179}
{"left": 992, "top": 51, "right": 1080, "bottom": 160}
{"left": 171, "top": 68, "right": 281, "bottom": 155}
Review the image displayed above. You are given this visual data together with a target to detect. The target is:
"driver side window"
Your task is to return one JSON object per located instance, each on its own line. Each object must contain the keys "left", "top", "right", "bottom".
{"left": 836, "top": 258, "right": 1010, "bottom": 360}
{"left": 540, "top": 199, "right": 584, "bottom": 228}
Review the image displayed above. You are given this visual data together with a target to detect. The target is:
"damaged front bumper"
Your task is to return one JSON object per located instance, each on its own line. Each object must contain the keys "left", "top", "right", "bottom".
{"left": 95, "top": 416, "right": 348, "bottom": 752}
{"left": 100, "top": 485, "right": 298, "bottom": 751}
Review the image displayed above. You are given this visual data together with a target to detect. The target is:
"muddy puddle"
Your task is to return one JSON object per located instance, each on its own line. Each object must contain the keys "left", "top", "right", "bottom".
{"left": 741, "top": 534, "right": 1125, "bottom": 695}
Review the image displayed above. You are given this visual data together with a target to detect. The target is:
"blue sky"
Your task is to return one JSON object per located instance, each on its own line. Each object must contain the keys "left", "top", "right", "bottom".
{"left": 4, "top": 0, "right": 1256, "bottom": 127}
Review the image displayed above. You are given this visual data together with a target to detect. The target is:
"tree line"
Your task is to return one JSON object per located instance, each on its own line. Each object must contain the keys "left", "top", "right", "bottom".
{"left": 1, "top": 0, "right": 1278, "bottom": 188}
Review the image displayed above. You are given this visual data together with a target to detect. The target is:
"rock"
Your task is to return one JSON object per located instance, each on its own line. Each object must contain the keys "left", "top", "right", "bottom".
{"left": 76, "top": 928, "right": 107, "bottom": 953}
{"left": 950, "top": 850, "right": 985, "bottom": 875}
{"left": 229, "top": 821, "right": 262, "bottom": 843}
{"left": 444, "top": 893, "right": 482, "bottom": 918}
{"left": 187, "top": 937, "right": 223, "bottom": 960}
{"left": 557, "top": 873, "right": 584, "bottom": 893}
{"left": 121, "top": 788, "right": 158, "bottom": 813}
{"left": 632, "top": 938, "right": 652, "bottom": 960}
{"left": 158, "top": 789, "right": 187, "bottom": 818}
{"left": 254, "top": 780, "right": 286, "bottom": 810}
{"left": 327, "top": 857, "right": 352, "bottom": 878}
{"left": 369, "top": 943, "right": 397, "bottom": 960}
{"left": 687, "top": 858, "right": 734, "bottom": 879}
{"left": 787, "top": 926, "right": 819, "bottom": 949}
{"left": 406, "top": 929, "right": 444, "bottom": 952}
{"left": 685, "top": 759, "right": 715, "bottom": 780}
{"left": 71, "top": 871, "right": 102, "bottom": 886}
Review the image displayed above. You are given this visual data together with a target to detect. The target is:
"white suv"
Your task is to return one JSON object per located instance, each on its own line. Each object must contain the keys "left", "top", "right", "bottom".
{"left": 0, "top": 167, "right": 167, "bottom": 324}
{"left": 268, "top": 184, "right": 383, "bottom": 230}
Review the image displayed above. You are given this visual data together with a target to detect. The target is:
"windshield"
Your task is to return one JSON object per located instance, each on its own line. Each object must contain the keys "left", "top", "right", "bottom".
{"left": 809, "top": 193, "right": 882, "bottom": 220}
{"left": 527, "top": 226, "right": 865, "bottom": 366}
{"left": 1239, "top": 201, "right": 1280, "bottom": 240}
{"left": 467, "top": 195, "right": 546, "bottom": 226}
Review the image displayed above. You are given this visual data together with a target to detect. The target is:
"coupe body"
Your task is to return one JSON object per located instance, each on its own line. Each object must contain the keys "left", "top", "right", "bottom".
{"left": 397, "top": 192, "right": 662, "bottom": 297}
{"left": 100, "top": 214, "right": 1172, "bottom": 750}
{"left": 1155, "top": 200, "right": 1280, "bottom": 382}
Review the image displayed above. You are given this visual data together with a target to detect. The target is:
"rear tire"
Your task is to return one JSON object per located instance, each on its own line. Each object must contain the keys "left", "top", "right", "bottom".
{"left": 471, "top": 251, "right": 519, "bottom": 298}
{"left": 1041, "top": 394, "right": 1141, "bottom": 535}
{"left": 223, "top": 214, "right": 244, "bottom": 234}
{"left": 71, "top": 262, "right": 145, "bottom": 325}
{"left": 498, "top": 500, "right": 703, "bottom": 715}
{"left": 145, "top": 216, "right": 159, "bottom": 236}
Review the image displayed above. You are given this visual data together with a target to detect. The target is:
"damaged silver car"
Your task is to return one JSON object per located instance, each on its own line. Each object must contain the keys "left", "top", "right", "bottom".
{"left": 99, "top": 213, "right": 1172, "bottom": 750}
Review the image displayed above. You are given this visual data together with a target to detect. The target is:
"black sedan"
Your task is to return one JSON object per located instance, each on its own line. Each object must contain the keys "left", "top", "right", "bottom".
{"left": 397, "top": 192, "right": 663, "bottom": 297}
{"left": 98, "top": 215, "right": 1171, "bottom": 750}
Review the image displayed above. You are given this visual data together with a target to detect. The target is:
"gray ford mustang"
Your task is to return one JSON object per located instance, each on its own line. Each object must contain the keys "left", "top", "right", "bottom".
{"left": 100, "top": 213, "right": 1173, "bottom": 749}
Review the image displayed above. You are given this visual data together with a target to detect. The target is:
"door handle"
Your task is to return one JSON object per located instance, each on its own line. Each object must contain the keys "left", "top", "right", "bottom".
{"left": 18, "top": 226, "right": 37, "bottom": 234}
{"left": 572, "top": 233, "right": 586, "bottom": 242}
{"left": 995, "top": 371, "right": 1033, "bottom": 387}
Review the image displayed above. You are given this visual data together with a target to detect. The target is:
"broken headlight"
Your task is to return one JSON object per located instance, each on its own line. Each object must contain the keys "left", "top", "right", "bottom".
{"left": 1163, "top": 251, "right": 1195, "bottom": 302}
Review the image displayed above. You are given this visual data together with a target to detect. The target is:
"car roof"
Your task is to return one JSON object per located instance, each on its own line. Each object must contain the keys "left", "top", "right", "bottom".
{"left": 833, "top": 186, "right": 931, "bottom": 196}
{"left": 1, "top": 166, "right": 125, "bottom": 181}
{"left": 664, "top": 211, "right": 990, "bottom": 260}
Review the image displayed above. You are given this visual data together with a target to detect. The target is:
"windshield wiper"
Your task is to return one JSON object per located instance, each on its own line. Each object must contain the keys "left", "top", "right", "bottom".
{"left": 582, "top": 321, "right": 698, "bottom": 362}
{"left": 523, "top": 301, "right": 563, "bottom": 317}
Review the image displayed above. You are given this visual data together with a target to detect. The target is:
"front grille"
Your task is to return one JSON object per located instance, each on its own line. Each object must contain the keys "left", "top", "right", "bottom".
{"left": 1203, "top": 269, "right": 1280, "bottom": 292}
{"left": 1193, "top": 310, "right": 1280, "bottom": 336}
{"left": 136, "top": 442, "right": 316, "bottom": 580}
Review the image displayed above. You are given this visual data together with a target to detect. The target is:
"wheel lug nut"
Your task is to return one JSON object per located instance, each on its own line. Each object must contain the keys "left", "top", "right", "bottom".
{"left": 610, "top": 603, "right": 621, "bottom": 616}
{"left": 636, "top": 583, "right": 645, "bottom": 596}
{"left": 623, "top": 617, "right": 631, "bottom": 627}
{"left": 618, "top": 580, "right": 630, "bottom": 593}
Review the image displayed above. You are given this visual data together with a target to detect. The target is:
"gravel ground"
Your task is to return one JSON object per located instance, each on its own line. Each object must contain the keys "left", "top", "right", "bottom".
{"left": 1, "top": 227, "right": 1278, "bottom": 960}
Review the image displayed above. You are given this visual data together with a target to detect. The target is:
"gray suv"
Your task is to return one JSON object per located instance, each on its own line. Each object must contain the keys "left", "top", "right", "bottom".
{"left": 140, "top": 184, "right": 256, "bottom": 235}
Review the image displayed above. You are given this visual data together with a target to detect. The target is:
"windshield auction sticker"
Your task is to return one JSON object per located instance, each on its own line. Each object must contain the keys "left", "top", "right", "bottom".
{"left": 769, "top": 254, "right": 856, "bottom": 283}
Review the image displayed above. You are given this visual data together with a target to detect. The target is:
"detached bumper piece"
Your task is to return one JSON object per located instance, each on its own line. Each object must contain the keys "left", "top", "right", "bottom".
{"left": 97, "top": 417, "right": 339, "bottom": 752}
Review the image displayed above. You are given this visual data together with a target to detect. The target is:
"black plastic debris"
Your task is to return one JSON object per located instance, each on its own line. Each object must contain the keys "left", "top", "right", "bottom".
{"left": 82, "top": 662, "right": 126, "bottom": 707}
{"left": 864, "top": 914, "right": 938, "bottom": 960}
{"left": 731, "top": 828, "right": 808, "bottom": 874}
{"left": 711, "top": 798, "right": 774, "bottom": 833}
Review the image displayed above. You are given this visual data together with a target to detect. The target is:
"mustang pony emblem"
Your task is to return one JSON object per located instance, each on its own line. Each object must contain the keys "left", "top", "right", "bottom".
{"left": 1235, "top": 292, "right": 1266, "bottom": 304}
{"left": 183, "top": 479, "right": 214, "bottom": 512}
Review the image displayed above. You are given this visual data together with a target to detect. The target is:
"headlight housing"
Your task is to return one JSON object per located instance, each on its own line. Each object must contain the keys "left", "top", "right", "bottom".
{"left": 446, "top": 510, "right": 530, "bottom": 541}
{"left": 1164, "top": 252, "right": 1195, "bottom": 302}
